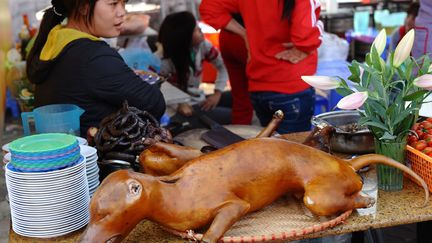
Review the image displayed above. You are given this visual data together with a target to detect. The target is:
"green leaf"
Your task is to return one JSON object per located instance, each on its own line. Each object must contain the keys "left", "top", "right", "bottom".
{"left": 369, "top": 74, "right": 386, "bottom": 98}
{"left": 358, "top": 116, "right": 370, "bottom": 124}
{"left": 388, "top": 52, "right": 395, "bottom": 68}
{"left": 368, "top": 100, "right": 387, "bottom": 116}
{"left": 365, "top": 53, "right": 373, "bottom": 67}
{"left": 370, "top": 47, "right": 383, "bottom": 71}
{"left": 363, "top": 121, "right": 389, "bottom": 131}
{"left": 403, "top": 90, "right": 429, "bottom": 101}
{"left": 386, "top": 102, "right": 397, "bottom": 123}
{"left": 348, "top": 62, "right": 361, "bottom": 83}
{"left": 393, "top": 108, "right": 415, "bottom": 126}
{"left": 394, "top": 112, "right": 416, "bottom": 135}
{"left": 336, "top": 77, "right": 350, "bottom": 89}
{"left": 405, "top": 58, "right": 414, "bottom": 81}
{"left": 380, "top": 132, "right": 397, "bottom": 140}
{"left": 335, "top": 87, "right": 353, "bottom": 97}
{"left": 421, "top": 56, "right": 431, "bottom": 74}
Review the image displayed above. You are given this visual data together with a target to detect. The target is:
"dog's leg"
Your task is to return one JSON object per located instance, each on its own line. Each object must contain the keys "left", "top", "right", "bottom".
{"left": 201, "top": 200, "right": 250, "bottom": 243}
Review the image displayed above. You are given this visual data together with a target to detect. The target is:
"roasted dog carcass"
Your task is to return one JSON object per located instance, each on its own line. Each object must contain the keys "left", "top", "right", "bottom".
{"left": 80, "top": 138, "right": 429, "bottom": 243}
{"left": 138, "top": 111, "right": 334, "bottom": 177}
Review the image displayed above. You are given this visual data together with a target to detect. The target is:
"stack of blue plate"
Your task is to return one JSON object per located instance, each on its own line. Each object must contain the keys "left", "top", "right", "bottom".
{"left": 8, "top": 133, "right": 80, "bottom": 172}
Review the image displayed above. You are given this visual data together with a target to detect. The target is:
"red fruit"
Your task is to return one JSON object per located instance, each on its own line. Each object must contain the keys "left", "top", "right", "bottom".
{"left": 415, "top": 140, "right": 428, "bottom": 151}
{"left": 426, "top": 117, "right": 432, "bottom": 123}
{"left": 422, "top": 147, "right": 432, "bottom": 154}
{"left": 421, "top": 121, "right": 432, "bottom": 129}
{"left": 416, "top": 130, "right": 425, "bottom": 139}
{"left": 424, "top": 134, "right": 432, "bottom": 141}
{"left": 427, "top": 151, "right": 432, "bottom": 157}
{"left": 408, "top": 135, "right": 419, "bottom": 145}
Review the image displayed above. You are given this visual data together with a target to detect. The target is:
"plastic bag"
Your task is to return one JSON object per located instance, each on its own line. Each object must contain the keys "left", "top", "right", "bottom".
{"left": 318, "top": 32, "right": 349, "bottom": 62}
{"left": 119, "top": 48, "right": 161, "bottom": 73}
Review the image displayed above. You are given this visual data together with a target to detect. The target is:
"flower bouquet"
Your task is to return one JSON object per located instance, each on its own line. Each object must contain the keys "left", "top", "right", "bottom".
{"left": 302, "top": 29, "right": 432, "bottom": 191}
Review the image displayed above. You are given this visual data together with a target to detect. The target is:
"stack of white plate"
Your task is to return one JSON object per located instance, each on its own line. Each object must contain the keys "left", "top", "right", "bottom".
{"left": 5, "top": 157, "right": 90, "bottom": 238}
{"left": 76, "top": 137, "right": 88, "bottom": 146}
{"left": 80, "top": 145, "right": 100, "bottom": 196}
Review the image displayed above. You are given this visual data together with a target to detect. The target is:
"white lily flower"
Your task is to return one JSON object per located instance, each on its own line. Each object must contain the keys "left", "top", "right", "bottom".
{"left": 414, "top": 74, "right": 432, "bottom": 91}
{"left": 301, "top": 76, "right": 340, "bottom": 90}
{"left": 337, "top": 91, "right": 368, "bottom": 110}
{"left": 393, "top": 29, "right": 415, "bottom": 68}
{"left": 371, "top": 29, "right": 387, "bottom": 56}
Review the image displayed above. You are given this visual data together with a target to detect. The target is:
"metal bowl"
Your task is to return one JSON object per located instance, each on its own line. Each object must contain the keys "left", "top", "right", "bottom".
{"left": 312, "top": 110, "right": 375, "bottom": 154}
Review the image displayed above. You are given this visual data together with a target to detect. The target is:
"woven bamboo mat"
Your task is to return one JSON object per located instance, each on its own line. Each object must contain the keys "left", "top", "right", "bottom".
{"left": 165, "top": 196, "right": 352, "bottom": 242}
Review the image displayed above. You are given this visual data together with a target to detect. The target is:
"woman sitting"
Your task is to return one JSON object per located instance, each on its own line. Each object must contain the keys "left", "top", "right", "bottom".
{"left": 26, "top": 0, "right": 166, "bottom": 136}
{"left": 158, "top": 11, "right": 232, "bottom": 133}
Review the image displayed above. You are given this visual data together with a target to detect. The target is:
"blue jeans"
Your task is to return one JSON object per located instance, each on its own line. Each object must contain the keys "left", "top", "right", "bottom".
{"left": 250, "top": 88, "right": 315, "bottom": 134}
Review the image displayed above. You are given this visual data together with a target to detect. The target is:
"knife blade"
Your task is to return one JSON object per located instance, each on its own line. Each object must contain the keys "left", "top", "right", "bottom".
{"left": 199, "top": 115, "right": 245, "bottom": 148}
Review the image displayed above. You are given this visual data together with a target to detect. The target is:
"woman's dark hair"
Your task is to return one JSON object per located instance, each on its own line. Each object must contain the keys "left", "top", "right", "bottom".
{"left": 27, "top": 0, "right": 97, "bottom": 79}
{"left": 281, "top": 0, "right": 295, "bottom": 21}
{"left": 158, "top": 11, "right": 196, "bottom": 92}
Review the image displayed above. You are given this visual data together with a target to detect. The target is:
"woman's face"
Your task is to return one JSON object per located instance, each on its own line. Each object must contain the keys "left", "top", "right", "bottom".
{"left": 90, "top": 0, "right": 126, "bottom": 38}
{"left": 192, "top": 25, "right": 204, "bottom": 46}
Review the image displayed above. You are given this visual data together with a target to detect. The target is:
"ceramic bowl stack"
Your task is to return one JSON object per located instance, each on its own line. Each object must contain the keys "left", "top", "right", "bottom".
{"left": 80, "top": 145, "right": 100, "bottom": 196}
{"left": 4, "top": 133, "right": 90, "bottom": 238}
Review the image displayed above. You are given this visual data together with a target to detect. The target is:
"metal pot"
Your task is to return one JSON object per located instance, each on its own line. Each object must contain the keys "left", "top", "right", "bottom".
{"left": 311, "top": 110, "right": 375, "bottom": 154}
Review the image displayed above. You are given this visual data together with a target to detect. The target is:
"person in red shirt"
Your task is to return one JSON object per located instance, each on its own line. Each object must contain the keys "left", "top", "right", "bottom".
{"left": 219, "top": 13, "right": 254, "bottom": 125}
{"left": 200, "top": 0, "right": 323, "bottom": 133}
{"left": 389, "top": 2, "right": 419, "bottom": 52}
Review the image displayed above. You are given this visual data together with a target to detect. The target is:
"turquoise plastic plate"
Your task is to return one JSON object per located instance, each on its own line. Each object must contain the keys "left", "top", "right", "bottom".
{"left": 9, "top": 133, "right": 77, "bottom": 153}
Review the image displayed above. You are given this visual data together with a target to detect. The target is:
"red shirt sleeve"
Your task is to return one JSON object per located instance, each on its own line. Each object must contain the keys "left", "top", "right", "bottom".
{"left": 290, "top": 0, "right": 323, "bottom": 52}
{"left": 199, "top": 0, "right": 239, "bottom": 30}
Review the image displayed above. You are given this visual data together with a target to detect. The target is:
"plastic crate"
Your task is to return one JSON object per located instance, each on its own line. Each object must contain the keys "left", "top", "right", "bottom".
{"left": 406, "top": 145, "right": 432, "bottom": 192}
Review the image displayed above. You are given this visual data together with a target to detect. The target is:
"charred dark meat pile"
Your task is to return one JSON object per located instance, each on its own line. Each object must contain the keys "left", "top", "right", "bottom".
{"left": 94, "top": 101, "right": 172, "bottom": 164}
{"left": 338, "top": 123, "right": 369, "bottom": 133}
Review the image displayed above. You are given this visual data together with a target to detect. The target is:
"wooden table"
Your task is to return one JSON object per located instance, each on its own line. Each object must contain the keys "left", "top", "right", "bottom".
{"left": 9, "top": 132, "right": 432, "bottom": 242}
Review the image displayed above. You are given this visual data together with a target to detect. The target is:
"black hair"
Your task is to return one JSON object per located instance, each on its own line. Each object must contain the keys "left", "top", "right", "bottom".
{"left": 281, "top": 0, "right": 295, "bottom": 21}
{"left": 407, "top": 2, "right": 420, "bottom": 17}
{"left": 27, "top": 0, "right": 97, "bottom": 79}
{"left": 158, "top": 11, "right": 196, "bottom": 92}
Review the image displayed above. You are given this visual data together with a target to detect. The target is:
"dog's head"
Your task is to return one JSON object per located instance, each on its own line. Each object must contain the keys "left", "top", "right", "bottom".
{"left": 80, "top": 170, "right": 150, "bottom": 243}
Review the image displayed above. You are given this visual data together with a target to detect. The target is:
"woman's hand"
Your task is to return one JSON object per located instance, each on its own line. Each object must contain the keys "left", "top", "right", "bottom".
{"left": 178, "top": 103, "right": 194, "bottom": 117}
{"left": 275, "top": 43, "right": 309, "bottom": 63}
{"left": 200, "top": 90, "right": 222, "bottom": 111}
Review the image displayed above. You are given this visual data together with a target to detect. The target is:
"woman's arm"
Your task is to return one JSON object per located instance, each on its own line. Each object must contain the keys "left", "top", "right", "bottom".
{"left": 289, "top": 0, "right": 323, "bottom": 53}
{"left": 200, "top": 40, "right": 228, "bottom": 111}
{"left": 202, "top": 40, "right": 228, "bottom": 92}
{"left": 199, "top": 0, "right": 240, "bottom": 30}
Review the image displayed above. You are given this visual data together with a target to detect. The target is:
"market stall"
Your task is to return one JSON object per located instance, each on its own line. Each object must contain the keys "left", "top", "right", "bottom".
{"left": 2, "top": 0, "right": 432, "bottom": 242}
